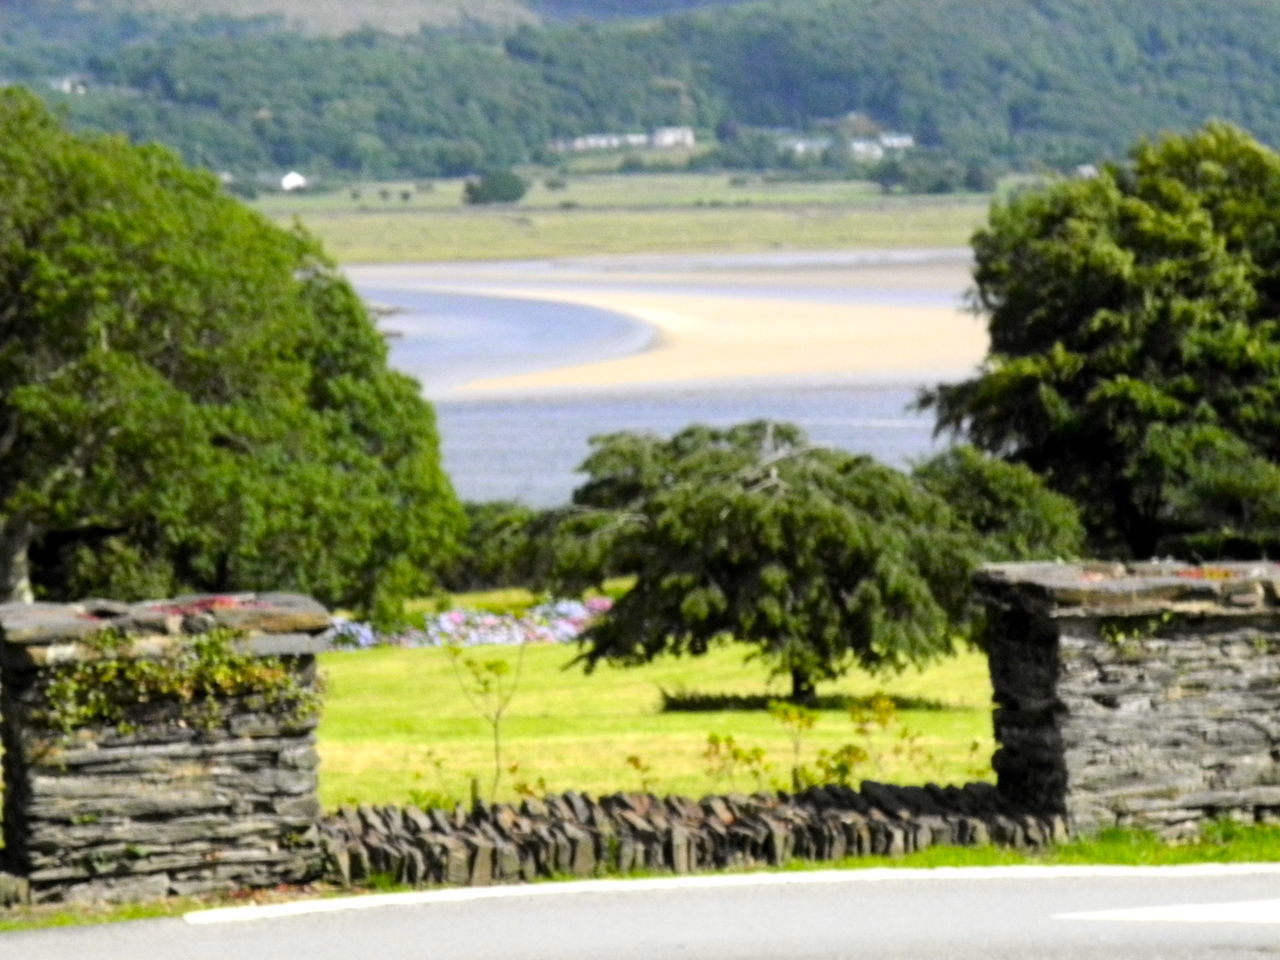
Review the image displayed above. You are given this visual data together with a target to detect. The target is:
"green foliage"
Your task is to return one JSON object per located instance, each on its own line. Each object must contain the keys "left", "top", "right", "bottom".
{"left": 0, "top": 90, "right": 462, "bottom": 621}
{"left": 783, "top": 694, "right": 940, "bottom": 790}
{"left": 405, "top": 750, "right": 459, "bottom": 811}
{"left": 445, "top": 642, "right": 527, "bottom": 800}
{"left": 923, "top": 123, "right": 1280, "bottom": 557}
{"left": 35, "top": 627, "right": 318, "bottom": 735}
{"left": 442, "top": 501, "right": 551, "bottom": 592}
{"left": 767, "top": 699, "right": 818, "bottom": 788}
{"left": 623, "top": 753, "right": 655, "bottom": 793}
{"left": 701, "top": 732, "right": 770, "bottom": 791}
{"left": 912, "top": 446, "right": 1085, "bottom": 561}
{"left": 551, "top": 421, "right": 977, "bottom": 703}
{"left": 462, "top": 169, "right": 529, "bottom": 205}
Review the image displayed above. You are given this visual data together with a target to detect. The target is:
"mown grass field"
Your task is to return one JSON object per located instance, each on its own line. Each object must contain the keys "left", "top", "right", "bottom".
{"left": 255, "top": 172, "right": 898, "bottom": 213}
{"left": 256, "top": 172, "right": 990, "bottom": 261}
{"left": 316, "top": 643, "right": 995, "bottom": 809}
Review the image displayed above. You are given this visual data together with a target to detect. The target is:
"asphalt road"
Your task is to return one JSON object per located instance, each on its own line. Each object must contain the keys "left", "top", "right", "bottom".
{"left": 6, "top": 866, "right": 1279, "bottom": 960}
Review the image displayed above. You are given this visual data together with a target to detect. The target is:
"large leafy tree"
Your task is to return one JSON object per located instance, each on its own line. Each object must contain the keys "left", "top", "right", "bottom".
{"left": 922, "top": 123, "right": 1280, "bottom": 556}
{"left": 912, "top": 446, "right": 1085, "bottom": 562}
{"left": 0, "top": 89, "right": 462, "bottom": 620}
{"left": 550, "top": 421, "right": 978, "bottom": 703}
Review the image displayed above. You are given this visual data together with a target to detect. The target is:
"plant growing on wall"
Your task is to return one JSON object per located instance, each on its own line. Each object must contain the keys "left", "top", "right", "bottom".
{"left": 34, "top": 627, "right": 319, "bottom": 735}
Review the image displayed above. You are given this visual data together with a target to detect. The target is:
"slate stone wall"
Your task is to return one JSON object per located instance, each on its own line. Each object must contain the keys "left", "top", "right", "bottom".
{"left": 976, "top": 561, "right": 1280, "bottom": 837}
{"left": 319, "top": 782, "right": 1064, "bottom": 888}
{"left": 0, "top": 594, "right": 331, "bottom": 903}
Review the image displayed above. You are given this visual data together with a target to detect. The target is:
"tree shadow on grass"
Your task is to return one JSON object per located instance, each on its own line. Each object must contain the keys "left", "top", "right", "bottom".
{"left": 658, "top": 689, "right": 950, "bottom": 712}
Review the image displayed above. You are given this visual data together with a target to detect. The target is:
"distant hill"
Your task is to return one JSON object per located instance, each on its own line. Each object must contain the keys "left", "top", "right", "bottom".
{"left": 10, "top": 0, "right": 1280, "bottom": 179}
{"left": 31, "top": 0, "right": 756, "bottom": 34}
{"left": 48, "top": 0, "right": 536, "bottom": 34}
{"left": 528, "top": 0, "right": 756, "bottom": 20}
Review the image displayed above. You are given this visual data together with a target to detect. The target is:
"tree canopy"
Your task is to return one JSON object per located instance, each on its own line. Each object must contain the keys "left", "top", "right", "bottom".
{"left": 0, "top": 88, "right": 462, "bottom": 620}
{"left": 463, "top": 169, "right": 529, "bottom": 205}
{"left": 911, "top": 446, "right": 1085, "bottom": 562}
{"left": 922, "top": 123, "right": 1280, "bottom": 557}
{"left": 550, "top": 422, "right": 977, "bottom": 703}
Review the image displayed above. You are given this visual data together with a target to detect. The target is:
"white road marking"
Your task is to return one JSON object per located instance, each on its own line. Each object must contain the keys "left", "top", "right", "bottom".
{"left": 1056, "top": 898, "right": 1280, "bottom": 925}
{"left": 185, "top": 863, "right": 1280, "bottom": 925}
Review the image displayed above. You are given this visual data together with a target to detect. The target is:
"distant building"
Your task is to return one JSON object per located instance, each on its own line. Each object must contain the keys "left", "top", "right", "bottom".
{"left": 650, "top": 126, "right": 696, "bottom": 149}
{"left": 778, "top": 129, "right": 914, "bottom": 161}
{"left": 878, "top": 132, "right": 915, "bottom": 150}
{"left": 551, "top": 126, "right": 696, "bottom": 153}
{"left": 553, "top": 132, "right": 645, "bottom": 152}
{"left": 849, "top": 139, "right": 885, "bottom": 161}
{"left": 778, "top": 134, "right": 834, "bottom": 157}
{"left": 280, "top": 170, "right": 308, "bottom": 191}
{"left": 52, "top": 75, "right": 89, "bottom": 95}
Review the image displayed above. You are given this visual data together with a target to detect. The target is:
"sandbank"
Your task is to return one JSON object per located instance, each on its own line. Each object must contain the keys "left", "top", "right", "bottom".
{"left": 452, "top": 287, "right": 983, "bottom": 395}
{"left": 344, "top": 252, "right": 987, "bottom": 396}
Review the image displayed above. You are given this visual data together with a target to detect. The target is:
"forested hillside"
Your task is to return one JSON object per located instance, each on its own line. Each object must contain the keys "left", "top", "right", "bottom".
{"left": 10, "top": 0, "right": 745, "bottom": 36}
{"left": 7, "top": 0, "right": 1280, "bottom": 179}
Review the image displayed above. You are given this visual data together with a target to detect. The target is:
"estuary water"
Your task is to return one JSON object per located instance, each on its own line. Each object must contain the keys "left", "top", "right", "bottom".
{"left": 351, "top": 251, "right": 971, "bottom": 506}
{"left": 430, "top": 380, "right": 942, "bottom": 505}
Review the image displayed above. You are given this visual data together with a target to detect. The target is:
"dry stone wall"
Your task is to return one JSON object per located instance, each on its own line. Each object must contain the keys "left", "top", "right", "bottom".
{"left": 0, "top": 594, "right": 331, "bottom": 903}
{"left": 11, "top": 561, "right": 1276, "bottom": 904}
{"left": 320, "top": 782, "right": 1064, "bottom": 888}
{"left": 976, "top": 561, "right": 1280, "bottom": 837}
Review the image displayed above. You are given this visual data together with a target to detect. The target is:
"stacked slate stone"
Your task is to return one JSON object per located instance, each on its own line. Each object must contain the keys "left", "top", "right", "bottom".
{"left": 976, "top": 561, "right": 1280, "bottom": 837}
{"left": 0, "top": 594, "right": 331, "bottom": 904}
{"left": 0, "top": 872, "right": 26, "bottom": 908}
{"left": 319, "top": 783, "right": 1064, "bottom": 888}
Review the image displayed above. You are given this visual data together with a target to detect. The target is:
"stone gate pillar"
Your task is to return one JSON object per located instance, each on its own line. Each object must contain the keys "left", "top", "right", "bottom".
{"left": 0, "top": 593, "right": 330, "bottom": 903}
{"left": 975, "top": 561, "right": 1280, "bottom": 837}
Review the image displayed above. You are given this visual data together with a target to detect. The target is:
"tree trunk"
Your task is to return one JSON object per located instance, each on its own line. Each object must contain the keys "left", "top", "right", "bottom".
{"left": 0, "top": 513, "right": 35, "bottom": 604}
{"left": 789, "top": 666, "right": 816, "bottom": 706}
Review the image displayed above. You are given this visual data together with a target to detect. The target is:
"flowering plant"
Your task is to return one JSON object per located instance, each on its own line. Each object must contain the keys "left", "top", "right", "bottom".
{"left": 331, "top": 596, "right": 613, "bottom": 650}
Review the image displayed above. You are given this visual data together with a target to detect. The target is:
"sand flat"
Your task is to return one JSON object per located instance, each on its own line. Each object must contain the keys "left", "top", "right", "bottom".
{"left": 452, "top": 287, "right": 985, "bottom": 394}
{"left": 343, "top": 251, "right": 987, "bottom": 395}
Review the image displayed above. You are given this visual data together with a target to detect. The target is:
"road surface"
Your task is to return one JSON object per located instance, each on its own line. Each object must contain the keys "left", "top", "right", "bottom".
{"left": 6, "top": 865, "right": 1279, "bottom": 960}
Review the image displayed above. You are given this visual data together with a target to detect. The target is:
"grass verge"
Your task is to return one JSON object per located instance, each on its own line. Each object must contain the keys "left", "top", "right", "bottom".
{"left": 797, "top": 821, "right": 1280, "bottom": 870}
{"left": 0, "top": 894, "right": 223, "bottom": 932}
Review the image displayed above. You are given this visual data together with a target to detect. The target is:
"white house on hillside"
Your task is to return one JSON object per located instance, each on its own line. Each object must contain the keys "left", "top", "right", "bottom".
{"left": 552, "top": 126, "right": 696, "bottom": 153}
{"left": 650, "top": 126, "right": 696, "bottom": 149}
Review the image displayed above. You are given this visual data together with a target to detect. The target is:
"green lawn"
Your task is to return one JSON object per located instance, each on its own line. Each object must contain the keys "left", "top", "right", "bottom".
{"left": 316, "top": 644, "right": 995, "bottom": 809}
{"left": 254, "top": 172, "right": 990, "bottom": 261}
